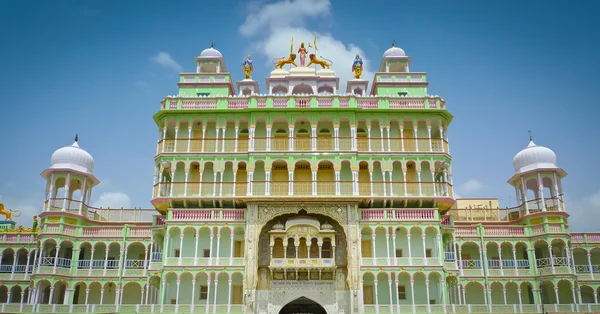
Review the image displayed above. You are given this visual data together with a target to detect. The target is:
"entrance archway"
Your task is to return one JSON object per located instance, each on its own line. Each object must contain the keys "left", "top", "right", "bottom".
{"left": 279, "top": 297, "right": 327, "bottom": 314}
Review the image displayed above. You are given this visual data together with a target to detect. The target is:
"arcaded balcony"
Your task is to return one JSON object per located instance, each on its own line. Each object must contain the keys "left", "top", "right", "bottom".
{"left": 153, "top": 160, "right": 454, "bottom": 200}
{"left": 156, "top": 117, "right": 449, "bottom": 154}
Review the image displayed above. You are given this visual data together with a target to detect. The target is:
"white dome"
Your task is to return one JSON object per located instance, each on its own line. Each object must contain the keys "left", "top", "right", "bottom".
{"left": 383, "top": 45, "right": 406, "bottom": 57}
{"left": 200, "top": 47, "right": 223, "bottom": 58}
{"left": 50, "top": 141, "right": 95, "bottom": 174}
{"left": 512, "top": 140, "right": 557, "bottom": 173}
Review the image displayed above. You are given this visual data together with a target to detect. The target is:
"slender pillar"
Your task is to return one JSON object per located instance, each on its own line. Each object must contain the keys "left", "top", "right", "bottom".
{"left": 209, "top": 232, "right": 214, "bottom": 266}
{"left": 407, "top": 235, "right": 413, "bottom": 266}
{"left": 205, "top": 273, "right": 212, "bottom": 313}
{"left": 212, "top": 279, "right": 218, "bottom": 313}
{"left": 227, "top": 279, "right": 232, "bottom": 313}
{"left": 52, "top": 245, "right": 61, "bottom": 274}
{"left": 374, "top": 279, "right": 379, "bottom": 313}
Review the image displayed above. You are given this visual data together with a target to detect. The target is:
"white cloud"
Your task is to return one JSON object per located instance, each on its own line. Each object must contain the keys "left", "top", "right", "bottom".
{"left": 150, "top": 52, "right": 182, "bottom": 72}
{"left": 239, "top": 0, "right": 373, "bottom": 89}
{"left": 455, "top": 179, "right": 485, "bottom": 196}
{"left": 239, "top": 0, "right": 331, "bottom": 37}
{"left": 566, "top": 190, "right": 600, "bottom": 232}
{"left": 93, "top": 192, "right": 132, "bottom": 209}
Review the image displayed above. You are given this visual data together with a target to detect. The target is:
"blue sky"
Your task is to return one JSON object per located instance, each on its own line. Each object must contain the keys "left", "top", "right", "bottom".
{"left": 1, "top": 0, "right": 599, "bottom": 230}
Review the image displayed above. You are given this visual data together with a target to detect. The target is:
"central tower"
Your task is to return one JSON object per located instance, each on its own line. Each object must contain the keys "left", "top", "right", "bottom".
{"left": 151, "top": 39, "right": 453, "bottom": 313}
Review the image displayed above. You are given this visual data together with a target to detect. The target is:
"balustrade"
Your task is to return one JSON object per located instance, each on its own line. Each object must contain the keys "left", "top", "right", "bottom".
{"left": 360, "top": 209, "right": 437, "bottom": 220}
{"left": 157, "top": 136, "right": 448, "bottom": 153}
{"left": 45, "top": 198, "right": 155, "bottom": 222}
{"left": 171, "top": 209, "right": 245, "bottom": 221}
{"left": 154, "top": 181, "right": 452, "bottom": 199}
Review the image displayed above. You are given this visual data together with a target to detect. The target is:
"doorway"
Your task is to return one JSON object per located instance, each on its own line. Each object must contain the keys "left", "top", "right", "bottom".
{"left": 279, "top": 297, "right": 327, "bottom": 314}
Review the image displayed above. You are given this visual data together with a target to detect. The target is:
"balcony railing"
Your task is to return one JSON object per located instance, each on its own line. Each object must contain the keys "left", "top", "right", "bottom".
{"left": 153, "top": 181, "right": 453, "bottom": 199}
{"left": 170, "top": 209, "right": 245, "bottom": 221}
{"left": 44, "top": 198, "right": 156, "bottom": 222}
{"left": 446, "top": 197, "right": 564, "bottom": 222}
{"left": 157, "top": 136, "right": 448, "bottom": 154}
{"left": 270, "top": 258, "right": 335, "bottom": 268}
{"left": 360, "top": 209, "right": 438, "bottom": 220}
{"left": 161, "top": 95, "right": 446, "bottom": 111}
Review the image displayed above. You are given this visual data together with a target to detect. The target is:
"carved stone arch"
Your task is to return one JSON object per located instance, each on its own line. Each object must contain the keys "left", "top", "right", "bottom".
{"left": 272, "top": 294, "right": 333, "bottom": 314}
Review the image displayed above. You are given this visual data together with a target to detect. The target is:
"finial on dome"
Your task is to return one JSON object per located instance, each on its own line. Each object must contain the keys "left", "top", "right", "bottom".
{"left": 211, "top": 42, "right": 215, "bottom": 48}
{"left": 392, "top": 40, "right": 395, "bottom": 47}
{"left": 75, "top": 133, "right": 79, "bottom": 143}
{"left": 528, "top": 130, "right": 532, "bottom": 142}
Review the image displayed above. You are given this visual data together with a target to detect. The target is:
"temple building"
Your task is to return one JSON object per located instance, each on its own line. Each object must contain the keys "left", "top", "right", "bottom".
{"left": 1, "top": 40, "right": 599, "bottom": 314}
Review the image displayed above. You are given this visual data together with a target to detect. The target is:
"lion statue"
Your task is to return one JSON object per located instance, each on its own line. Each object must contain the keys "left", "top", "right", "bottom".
{"left": 273, "top": 54, "right": 298, "bottom": 69}
{"left": 0, "top": 202, "right": 21, "bottom": 221}
{"left": 307, "top": 54, "right": 332, "bottom": 69}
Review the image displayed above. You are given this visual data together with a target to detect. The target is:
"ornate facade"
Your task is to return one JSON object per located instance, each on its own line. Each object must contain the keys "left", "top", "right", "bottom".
{"left": 1, "top": 40, "right": 599, "bottom": 314}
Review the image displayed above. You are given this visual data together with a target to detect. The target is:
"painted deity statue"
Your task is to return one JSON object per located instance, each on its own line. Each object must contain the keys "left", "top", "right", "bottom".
{"left": 297, "top": 42, "right": 308, "bottom": 67}
{"left": 243, "top": 54, "right": 254, "bottom": 79}
{"left": 352, "top": 54, "right": 363, "bottom": 79}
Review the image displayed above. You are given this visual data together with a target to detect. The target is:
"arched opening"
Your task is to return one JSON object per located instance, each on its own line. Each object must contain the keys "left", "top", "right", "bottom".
{"left": 291, "top": 83, "right": 314, "bottom": 95}
{"left": 279, "top": 297, "right": 326, "bottom": 314}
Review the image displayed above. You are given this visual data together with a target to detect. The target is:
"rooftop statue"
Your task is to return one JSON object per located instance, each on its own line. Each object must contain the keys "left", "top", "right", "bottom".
{"left": 243, "top": 54, "right": 254, "bottom": 79}
{"left": 0, "top": 202, "right": 21, "bottom": 221}
{"left": 307, "top": 54, "right": 333, "bottom": 69}
{"left": 298, "top": 42, "right": 308, "bottom": 67}
{"left": 352, "top": 54, "right": 363, "bottom": 79}
{"left": 273, "top": 54, "right": 298, "bottom": 69}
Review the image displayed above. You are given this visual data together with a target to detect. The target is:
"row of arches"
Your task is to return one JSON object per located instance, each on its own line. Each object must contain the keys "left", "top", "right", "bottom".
{"left": 158, "top": 117, "right": 449, "bottom": 154}
{"left": 155, "top": 159, "right": 453, "bottom": 198}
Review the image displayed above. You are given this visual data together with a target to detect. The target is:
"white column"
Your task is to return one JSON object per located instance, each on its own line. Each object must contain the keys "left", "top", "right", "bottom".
{"left": 351, "top": 125, "right": 357, "bottom": 151}
{"left": 265, "top": 170, "right": 271, "bottom": 196}
{"left": 100, "top": 288, "right": 105, "bottom": 305}
{"left": 209, "top": 232, "right": 214, "bottom": 266}
{"left": 173, "top": 127, "right": 179, "bottom": 153}
{"left": 312, "top": 170, "right": 317, "bottom": 196}
{"left": 178, "top": 230, "right": 184, "bottom": 266}
{"left": 187, "top": 127, "right": 192, "bottom": 152}
{"left": 425, "top": 280, "right": 431, "bottom": 312}
{"left": 62, "top": 173, "right": 70, "bottom": 211}
{"left": 502, "top": 287, "right": 507, "bottom": 304}
{"left": 427, "top": 125, "right": 432, "bottom": 152}
{"left": 458, "top": 247, "right": 463, "bottom": 276}
{"left": 215, "top": 127, "right": 220, "bottom": 153}
{"left": 266, "top": 125, "right": 272, "bottom": 151}
{"left": 352, "top": 170, "right": 358, "bottom": 196}
{"left": 369, "top": 170, "right": 374, "bottom": 196}
{"left": 512, "top": 248, "right": 518, "bottom": 274}
{"left": 517, "top": 288, "right": 523, "bottom": 311}
{"left": 311, "top": 125, "right": 317, "bottom": 151}
{"left": 288, "top": 126, "right": 294, "bottom": 151}
{"left": 183, "top": 171, "right": 189, "bottom": 197}
{"left": 234, "top": 126, "right": 239, "bottom": 152}
{"left": 191, "top": 279, "right": 196, "bottom": 310}
{"left": 212, "top": 278, "right": 218, "bottom": 313}
{"left": 521, "top": 176, "right": 530, "bottom": 215}
{"left": 159, "top": 280, "right": 166, "bottom": 311}
{"left": 410, "top": 279, "right": 416, "bottom": 312}
{"left": 201, "top": 127, "right": 207, "bottom": 152}
{"left": 78, "top": 176, "right": 87, "bottom": 215}
{"left": 372, "top": 233, "right": 377, "bottom": 265}
{"left": 48, "top": 287, "right": 55, "bottom": 304}
{"left": 379, "top": 126, "right": 384, "bottom": 151}
{"left": 227, "top": 279, "right": 232, "bottom": 313}
{"left": 10, "top": 251, "right": 18, "bottom": 279}
{"left": 388, "top": 278, "right": 393, "bottom": 313}
{"left": 205, "top": 274, "right": 212, "bottom": 313}
{"left": 162, "top": 126, "right": 167, "bottom": 153}
{"left": 554, "top": 287, "right": 559, "bottom": 304}
{"left": 402, "top": 170, "right": 407, "bottom": 196}
{"left": 498, "top": 248, "right": 504, "bottom": 276}
{"left": 548, "top": 245, "right": 555, "bottom": 274}
{"left": 169, "top": 170, "right": 175, "bottom": 197}
{"left": 399, "top": 125, "right": 405, "bottom": 152}
{"left": 417, "top": 171, "right": 422, "bottom": 196}
{"left": 23, "top": 252, "right": 31, "bottom": 279}
{"left": 374, "top": 279, "right": 380, "bottom": 313}
{"left": 367, "top": 126, "right": 372, "bottom": 151}
{"left": 538, "top": 173, "right": 547, "bottom": 211}
{"left": 221, "top": 126, "right": 227, "bottom": 152}
{"left": 413, "top": 127, "right": 419, "bottom": 152}
{"left": 479, "top": 248, "right": 484, "bottom": 276}
{"left": 247, "top": 171, "right": 253, "bottom": 196}
{"left": 386, "top": 126, "right": 391, "bottom": 152}
{"left": 407, "top": 235, "right": 413, "bottom": 266}
{"left": 334, "top": 125, "right": 340, "bottom": 151}
{"left": 588, "top": 253, "right": 594, "bottom": 279}
{"left": 288, "top": 170, "right": 294, "bottom": 196}
{"left": 385, "top": 230, "right": 391, "bottom": 265}
{"left": 175, "top": 279, "right": 181, "bottom": 309}
{"left": 422, "top": 234, "right": 428, "bottom": 266}
{"left": 229, "top": 234, "right": 234, "bottom": 265}
{"left": 248, "top": 126, "right": 254, "bottom": 152}
{"left": 216, "top": 231, "right": 221, "bottom": 266}
{"left": 52, "top": 245, "right": 61, "bottom": 274}
{"left": 335, "top": 170, "right": 341, "bottom": 196}
{"left": 391, "top": 231, "right": 397, "bottom": 266}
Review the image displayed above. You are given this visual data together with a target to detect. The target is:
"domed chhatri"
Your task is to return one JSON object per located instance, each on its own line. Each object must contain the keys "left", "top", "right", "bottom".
{"left": 512, "top": 139, "right": 558, "bottom": 173}
{"left": 383, "top": 41, "right": 406, "bottom": 57}
{"left": 200, "top": 43, "right": 223, "bottom": 58}
{"left": 50, "top": 135, "right": 95, "bottom": 174}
